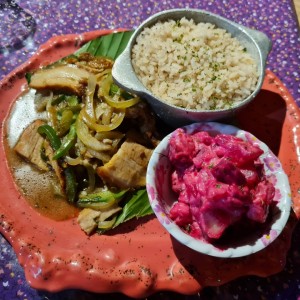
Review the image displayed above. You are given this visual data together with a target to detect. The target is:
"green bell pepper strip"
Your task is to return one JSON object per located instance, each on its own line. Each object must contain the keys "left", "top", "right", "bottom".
{"left": 52, "top": 123, "right": 77, "bottom": 160}
{"left": 37, "top": 124, "right": 61, "bottom": 150}
{"left": 38, "top": 124, "right": 77, "bottom": 203}
{"left": 51, "top": 94, "right": 66, "bottom": 106}
{"left": 64, "top": 167, "right": 77, "bottom": 203}
{"left": 77, "top": 189, "right": 128, "bottom": 211}
{"left": 57, "top": 109, "right": 74, "bottom": 137}
{"left": 66, "top": 95, "right": 79, "bottom": 106}
{"left": 78, "top": 189, "right": 128, "bottom": 203}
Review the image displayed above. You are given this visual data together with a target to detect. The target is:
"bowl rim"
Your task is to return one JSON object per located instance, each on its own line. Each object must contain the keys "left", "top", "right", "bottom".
{"left": 146, "top": 122, "right": 291, "bottom": 258}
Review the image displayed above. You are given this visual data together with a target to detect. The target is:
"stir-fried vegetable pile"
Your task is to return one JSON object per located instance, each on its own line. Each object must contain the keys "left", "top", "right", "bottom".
{"left": 16, "top": 33, "right": 159, "bottom": 234}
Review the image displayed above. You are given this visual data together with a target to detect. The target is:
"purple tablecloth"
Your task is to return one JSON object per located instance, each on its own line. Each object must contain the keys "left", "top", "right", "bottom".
{"left": 1, "top": 0, "right": 300, "bottom": 299}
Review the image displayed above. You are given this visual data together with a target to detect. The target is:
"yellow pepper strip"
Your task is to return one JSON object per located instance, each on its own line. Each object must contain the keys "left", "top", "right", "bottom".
{"left": 81, "top": 108, "right": 125, "bottom": 132}
{"left": 85, "top": 74, "right": 97, "bottom": 120}
{"left": 57, "top": 109, "right": 73, "bottom": 136}
{"left": 86, "top": 147, "right": 111, "bottom": 164}
{"left": 47, "top": 105, "right": 58, "bottom": 128}
{"left": 82, "top": 160, "right": 96, "bottom": 194}
{"left": 65, "top": 156, "right": 83, "bottom": 166}
{"left": 76, "top": 111, "right": 111, "bottom": 151}
{"left": 106, "top": 95, "right": 140, "bottom": 109}
{"left": 95, "top": 69, "right": 111, "bottom": 80}
{"left": 95, "top": 131, "right": 124, "bottom": 140}
{"left": 77, "top": 199, "right": 116, "bottom": 210}
{"left": 97, "top": 216, "right": 117, "bottom": 230}
{"left": 46, "top": 92, "right": 58, "bottom": 128}
{"left": 101, "top": 73, "right": 140, "bottom": 109}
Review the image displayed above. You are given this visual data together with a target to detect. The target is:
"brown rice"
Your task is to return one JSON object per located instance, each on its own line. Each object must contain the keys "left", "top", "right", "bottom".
{"left": 131, "top": 17, "right": 258, "bottom": 110}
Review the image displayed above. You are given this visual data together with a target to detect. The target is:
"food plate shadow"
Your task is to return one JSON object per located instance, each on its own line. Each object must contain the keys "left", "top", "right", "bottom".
{"left": 104, "top": 215, "right": 156, "bottom": 236}
{"left": 234, "top": 89, "right": 286, "bottom": 156}
{"left": 170, "top": 212, "right": 297, "bottom": 289}
{"left": 210, "top": 203, "right": 282, "bottom": 249}
{"left": 155, "top": 89, "right": 286, "bottom": 157}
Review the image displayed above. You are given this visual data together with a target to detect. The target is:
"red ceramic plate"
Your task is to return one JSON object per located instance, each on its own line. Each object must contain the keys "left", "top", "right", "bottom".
{"left": 0, "top": 30, "right": 300, "bottom": 298}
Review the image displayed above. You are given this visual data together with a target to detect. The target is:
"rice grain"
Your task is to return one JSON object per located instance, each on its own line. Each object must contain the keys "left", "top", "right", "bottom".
{"left": 131, "top": 17, "right": 258, "bottom": 110}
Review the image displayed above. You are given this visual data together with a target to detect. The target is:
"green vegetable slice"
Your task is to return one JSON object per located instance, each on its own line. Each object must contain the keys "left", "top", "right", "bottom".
{"left": 36, "top": 31, "right": 154, "bottom": 231}
{"left": 78, "top": 189, "right": 128, "bottom": 203}
{"left": 113, "top": 189, "right": 153, "bottom": 229}
{"left": 37, "top": 124, "right": 61, "bottom": 150}
{"left": 51, "top": 94, "right": 66, "bottom": 106}
{"left": 75, "top": 31, "right": 133, "bottom": 59}
{"left": 77, "top": 189, "right": 127, "bottom": 211}
{"left": 57, "top": 109, "right": 74, "bottom": 136}
{"left": 25, "top": 72, "right": 32, "bottom": 84}
{"left": 53, "top": 123, "right": 77, "bottom": 160}
{"left": 74, "top": 31, "right": 154, "bottom": 230}
{"left": 64, "top": 167, "right": 77, "bottom": 203}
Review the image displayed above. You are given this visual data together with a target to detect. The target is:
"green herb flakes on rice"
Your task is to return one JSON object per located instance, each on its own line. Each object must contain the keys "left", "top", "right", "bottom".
{"left": 131, "top": 17, "right": 258, "bottom": 110}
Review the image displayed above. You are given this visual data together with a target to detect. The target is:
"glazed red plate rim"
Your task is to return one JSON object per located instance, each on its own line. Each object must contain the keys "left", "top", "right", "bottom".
{"left": 0, "top": 30, "right": 300, "bottom": 298}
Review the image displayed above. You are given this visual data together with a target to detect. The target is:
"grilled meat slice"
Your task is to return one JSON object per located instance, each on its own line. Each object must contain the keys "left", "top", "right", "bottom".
{"left": 125, "top": 101, "right": 160, "bottom": 147}
{"left": 29, "top": 64, "right": 91, "bottom": 96}
{"left": 73, "top": 53, "right": 114, "bottom": 74}
{"left": 96, "top": 140, "right": 153, "bottom": 189}
{"left": 43, "top": 139, "right": 65, "bottom": 192}
{"left": 29, "top": 54, "right": 114, "bottom": 97}
{"left": 14, "top": 120, "right": 49, "bottom": 171}
{"left": 14, "top": 119, "right": 65, "bottom": 192}
{"left": 77, "top": 208, "right": 101, "bottom": 235}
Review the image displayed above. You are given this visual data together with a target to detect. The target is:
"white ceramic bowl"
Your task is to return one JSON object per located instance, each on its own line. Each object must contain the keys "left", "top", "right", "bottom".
{"left": 112, "top": 9, "right": 272, "bottom": 127}
{"left": 146, "top": 122, "right": 291, "bottom": 258}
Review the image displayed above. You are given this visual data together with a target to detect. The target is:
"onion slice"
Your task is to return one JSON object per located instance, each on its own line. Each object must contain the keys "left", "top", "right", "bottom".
{"left": 76, "top": 111, "right": 111, "bottom": 151}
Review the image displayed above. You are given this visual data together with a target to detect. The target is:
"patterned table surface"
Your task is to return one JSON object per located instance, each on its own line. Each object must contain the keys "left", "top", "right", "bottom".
{"left": 0, "top": 1, "right": 300, "bottom": 299}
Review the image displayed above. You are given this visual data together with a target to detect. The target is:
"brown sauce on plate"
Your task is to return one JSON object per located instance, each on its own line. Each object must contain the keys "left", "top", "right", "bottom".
{"left": 4, "top": 89, "right": 79, "bottom": 221}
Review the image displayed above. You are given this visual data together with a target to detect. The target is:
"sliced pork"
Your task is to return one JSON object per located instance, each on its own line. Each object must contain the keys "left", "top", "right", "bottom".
{"left": 97, "top": 140, "right": 153, "bottom": 189}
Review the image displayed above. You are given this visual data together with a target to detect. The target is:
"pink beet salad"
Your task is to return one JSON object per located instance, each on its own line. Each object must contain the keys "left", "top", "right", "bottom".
{"left": 168, "top": 128, "right": 275, "bottom": 241}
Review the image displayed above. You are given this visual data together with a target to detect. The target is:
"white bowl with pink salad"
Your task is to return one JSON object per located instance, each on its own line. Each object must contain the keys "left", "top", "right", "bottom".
{"left": 146, "top": 122, "right": 291, "bottom": 258}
